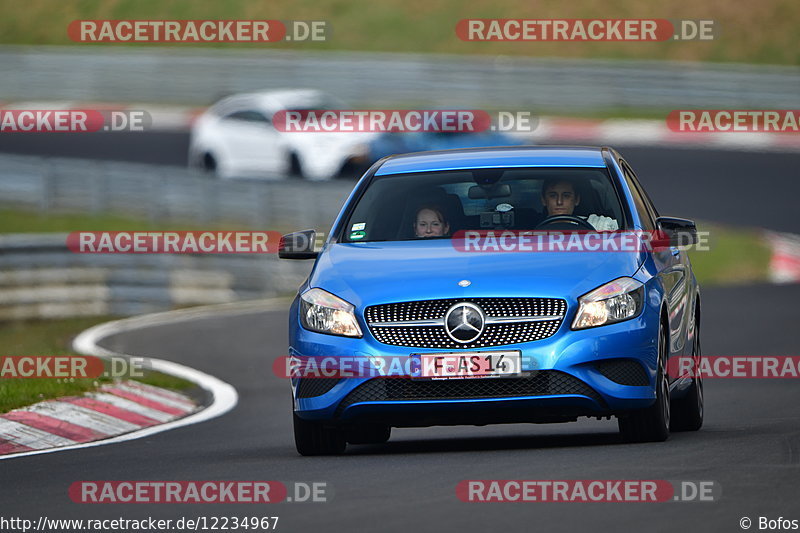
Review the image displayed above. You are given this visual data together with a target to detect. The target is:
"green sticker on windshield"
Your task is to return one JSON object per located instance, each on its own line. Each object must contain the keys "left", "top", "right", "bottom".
{"left": 350, "top": 230, "right": 366, "bottom": 240}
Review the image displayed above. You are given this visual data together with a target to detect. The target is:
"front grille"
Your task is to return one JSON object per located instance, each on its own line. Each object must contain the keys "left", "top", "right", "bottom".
{"left": 366, "top": 298, "right": 565, "bottom": 322}
{"left": 335, "top": 371, "right": 604, "bottom": 416}
{"left": 596, "top": 359, "right": 649, "bottom": 386}
{"left": 370, "top": 322, "right": 562, "bottom": 349}
{"left": 296, "top": 378, "right": 340, "bottom": 398}
{"left": 365, "top": 298, "right": 566, "bottom": 349}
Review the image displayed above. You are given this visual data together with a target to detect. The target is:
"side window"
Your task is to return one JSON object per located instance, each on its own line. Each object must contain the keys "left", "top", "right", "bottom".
{"left": 622, "top": 160, "right": 660, "bottom": 218}
{"left": 620, "top": 161, "right": 656, "bottom": 231}
{"left": 223, "top": 110, "right": 271, "bottom": 124}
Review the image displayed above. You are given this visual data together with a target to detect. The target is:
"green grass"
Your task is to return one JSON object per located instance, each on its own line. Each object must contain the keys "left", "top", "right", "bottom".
{"left": 538, "top": 109, "right": 679, "bottom": 121}
{"left": 687, "top": 222, "right": 771, "bottom": 286}
{"left": 0, "top": 207, "right": 297, "bottom": 235}
{"left": 0, "top": 316, "right": 196, "bottom": 414}
{"left": 0, "top": 208, "right": 178, "bottom": 233}
{"left": 0, "top": 0, "right": 797, "bottom": 65}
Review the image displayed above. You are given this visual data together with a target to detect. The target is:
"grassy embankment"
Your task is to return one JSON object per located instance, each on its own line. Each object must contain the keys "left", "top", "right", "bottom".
{"left": 0, "top": 0, "right": 796, "bottom": 65}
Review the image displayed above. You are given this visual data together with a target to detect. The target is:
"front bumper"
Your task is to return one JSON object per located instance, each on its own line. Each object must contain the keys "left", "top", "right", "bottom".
{"left": 289, "top": 299, "right": 660, "bottom": 426}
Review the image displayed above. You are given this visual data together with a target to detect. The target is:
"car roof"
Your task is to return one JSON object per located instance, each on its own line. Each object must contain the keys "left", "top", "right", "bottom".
{"left": 213, "top": 89, "right": 329, "bottom": 113}
{"left": 374, "top": 146, "right": 608, "bottom": 175}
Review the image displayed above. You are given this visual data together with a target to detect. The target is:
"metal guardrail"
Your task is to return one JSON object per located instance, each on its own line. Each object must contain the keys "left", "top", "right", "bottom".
{"left": 0, "top": 154, "right": 355, "bottom": 230}
{"left": 0, "top": 153, "right": 355, "bottom": 319}
{"left": 1, "top": 46, "right": 799, "bottom": 110}
{"left": 0, "top": 233, "right": 313, "bottom": 319}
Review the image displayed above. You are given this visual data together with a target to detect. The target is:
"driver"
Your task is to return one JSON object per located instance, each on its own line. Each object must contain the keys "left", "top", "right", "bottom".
{"left": 541, "top": 179, "right": 618, "bottom": 231}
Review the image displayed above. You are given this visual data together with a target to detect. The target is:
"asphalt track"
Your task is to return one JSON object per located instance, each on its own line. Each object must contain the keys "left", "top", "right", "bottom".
{"left": 1, "top": 284, "right": 799, "bottom": 532}
{"left": 1, "top": 138, "right": 799, "bottom": 532}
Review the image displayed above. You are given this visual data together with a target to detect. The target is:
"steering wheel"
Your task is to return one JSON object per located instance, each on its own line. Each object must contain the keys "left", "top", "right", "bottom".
{"left": 534, "top": 215, "right": 595, "bottom": 231}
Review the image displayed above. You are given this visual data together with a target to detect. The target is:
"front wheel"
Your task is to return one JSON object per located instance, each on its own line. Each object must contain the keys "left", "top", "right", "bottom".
{"left": 671, "top": 316, "right": 704, "bottom": 431}
{"left": 287, "top": 152, "right": 306, "bottom": 180}
{"left": 200, "top": 152, "right": 218, "bottom": 174}
{"left": 618, "top": 323, "right": 670, "bottom": 443}
{"left": 293, "top": 412, "right": 346, "bottom": 456}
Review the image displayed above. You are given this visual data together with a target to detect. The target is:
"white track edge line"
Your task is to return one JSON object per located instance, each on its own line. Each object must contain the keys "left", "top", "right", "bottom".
{"left": 0, "top": 297, "right": 291, "bottom": 460}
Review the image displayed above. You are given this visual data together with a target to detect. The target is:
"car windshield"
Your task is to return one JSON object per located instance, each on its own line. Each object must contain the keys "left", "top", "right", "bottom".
{"left": 342, "top": 167, "right": 626, "bottom": 242}
{"left": 282, "top": 95, "right": 342, "bottom": 113}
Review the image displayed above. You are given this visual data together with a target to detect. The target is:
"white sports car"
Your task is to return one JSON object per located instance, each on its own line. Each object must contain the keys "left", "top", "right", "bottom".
{"left": 188, "top": 89, "right": 374, "bottom": 180}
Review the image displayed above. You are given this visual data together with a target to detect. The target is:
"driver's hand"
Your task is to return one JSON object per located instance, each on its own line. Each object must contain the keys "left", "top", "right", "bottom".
{"left": 587, "top": 214, "right": 619, "bottom": 231}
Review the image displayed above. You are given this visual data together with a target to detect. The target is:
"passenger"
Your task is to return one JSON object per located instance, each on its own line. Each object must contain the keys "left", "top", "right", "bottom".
{"left": 540, "top": 179, "right": 618, "bottom": 231}
{"left": 414, "top": 205, "right": 450, "bottom": 238}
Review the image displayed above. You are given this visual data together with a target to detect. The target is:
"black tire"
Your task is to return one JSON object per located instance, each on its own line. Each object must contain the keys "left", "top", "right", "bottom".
{"left": 670, "top": 315, "right": 704, "bottom": 432}
{"left": 287, "top": 152, "right": 305, "bottom": 180}
{"left": 201, "top": 152, "right": 217, "bottom": 174}
{"left": 619, "top": 323, "right": 670, "bottom": 443}
{"left": 293, "top": 412, "right": 346, "bottom": 456}
{"left": 346, "top": 424, "right": 391, "bottom": 445}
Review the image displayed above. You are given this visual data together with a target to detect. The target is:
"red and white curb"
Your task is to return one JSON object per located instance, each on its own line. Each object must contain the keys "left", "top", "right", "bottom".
{"left": 765, "top": 231, "right": 800, "bottom": 283}
{"left": 0, "top": 300, "right": 297, "bottom": 460}
{"left": 0, "top": 380, "right": 197, "bottom": 455}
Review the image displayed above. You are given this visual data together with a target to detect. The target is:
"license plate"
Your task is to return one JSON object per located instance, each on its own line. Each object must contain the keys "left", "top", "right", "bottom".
{"left": 412, "top": 351, "right": 522, "bottom": 380}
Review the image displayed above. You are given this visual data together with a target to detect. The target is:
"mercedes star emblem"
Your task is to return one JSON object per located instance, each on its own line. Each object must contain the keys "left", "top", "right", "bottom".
{"left": 444, "top": 302, "right": 485, "bottom": 343}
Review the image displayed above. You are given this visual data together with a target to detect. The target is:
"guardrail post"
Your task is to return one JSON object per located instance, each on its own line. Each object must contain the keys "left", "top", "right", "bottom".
{"left": 149, "top": 173, "right": 164, "bottom": 224}
{"left": 258, "top": 184, "right": 271, "bottom": 229}
{"left": 200, "top": 176, "right": 218, "bottom": 226}
{"left": 90, "top": 161, "right": 109, "bottom": 214}
{"left": 39, "top": 159, "right": 55, "bottom": 212}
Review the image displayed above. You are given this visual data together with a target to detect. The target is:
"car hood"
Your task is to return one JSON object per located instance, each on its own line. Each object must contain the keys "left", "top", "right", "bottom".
{"left": 308, "top": 239, "right": 646, "bottom": 309}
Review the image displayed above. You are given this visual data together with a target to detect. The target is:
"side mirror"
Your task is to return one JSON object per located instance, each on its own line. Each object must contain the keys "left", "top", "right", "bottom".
{"left": 278, "top": 229, "right": 319, "bottom": 260}
{"left": 655, "top": 217, "right": 697, "bottom": 247}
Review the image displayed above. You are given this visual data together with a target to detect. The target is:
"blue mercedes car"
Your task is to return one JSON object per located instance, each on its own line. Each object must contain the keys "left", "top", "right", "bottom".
{"left": 280, "top": 146, "right": 703, "bottom": 455}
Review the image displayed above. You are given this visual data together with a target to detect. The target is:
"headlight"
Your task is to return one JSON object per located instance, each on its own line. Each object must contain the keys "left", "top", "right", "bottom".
{"left": 300, "top": 288, "right": 363, "bottom": 337}
{"left": 572, "top": 277, "right": 644, "bottom": 330}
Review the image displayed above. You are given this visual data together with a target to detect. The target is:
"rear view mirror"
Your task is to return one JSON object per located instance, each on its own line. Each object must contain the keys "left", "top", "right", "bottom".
{"left": 278, "top": 229, "right": 319, "bottom": 259}
{"left": 468, "top": 184, "right": 511, "bottom": 199}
